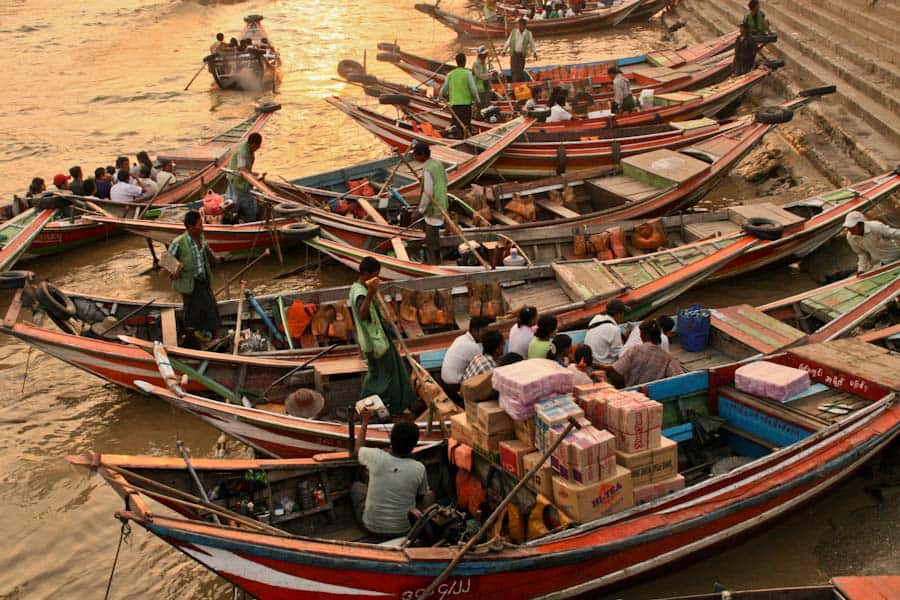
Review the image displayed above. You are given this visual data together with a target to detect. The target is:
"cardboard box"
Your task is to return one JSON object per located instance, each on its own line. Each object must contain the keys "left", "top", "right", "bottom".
{"left": 461, "top": 371, "right": 498, "bottom": 404}
{"left": 615, "top": 436, "right": 678, "bottom": 486}
{"left": 633, "top": 474, "right": 685, "bottom": 505}
{"left": 471, "top": 421, "right": 514, "bottom": 456}
{"left": 613, "top": 426, "right": 662, "bottom": 454}
{"left": 573, "top": 382, "right": 613, "bottom": 400}
{"left": 500, "top": 439, "right": 535, "bottom": 478}
{"left": 450, "top": 413, "right": 474, "bottom": 448}
{"left": 552, "top": 454, "right": 616, "bottom": 485}
{"left": 522, "top": 451, "right": 553, "bottom": 498}
{"left": 465, "top": 399, "right": 478, "bottom": 424}
{"left": 543, "top": 417, "right": 592, "bottom": 456}
{"left": 514, "top": 418, "right": 536, "bottom": 446}
{"left": 477, "top": 400, "right": 514, "bottom": 434}
{"left": 605, "top": 394, "right": 663, "bottom": 452}
{"left": 552, "top": 465, "right": 634, "bottom": 522}
{"left": 554, "top": 426, "right": 616, "bottom": 467}
{"left": 535, "top": 398, "right": 584, "bottom": 453}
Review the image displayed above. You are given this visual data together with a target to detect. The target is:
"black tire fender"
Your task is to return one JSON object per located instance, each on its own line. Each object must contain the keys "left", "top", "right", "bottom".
{"left": 376, "top": 52, "right": 400, "bottom": 64}
{"left": 755, "top": 106, "right": 794, "bottom": 124}
{"left": 799, "top": 85, "right": 836, "bottom": 97}
{"left": 36, "top": 281, "right": 77, "bottom": 319}
{"left": 379, "top": 94, "right": 411, "bottom": 106}
{"left": 763, "top": 59, "right": 785, "bottom": 71}
{"left": 273, "top": 204, "right": 308, "bottom": 218}
{"left": 278, "top": 222, "right": 321, "bottom": 241}
{"left": 337, "top": 59, "right": 365, "bottom": 79}
{"left": 363, "top": 85, "right": 383, "bottom": 98}
{"left": 0, "top": 270, "right": 33, "bottom": 290}
{"left": 346, "top": 72, "right": 378, "bottom": 85}
{"left": 35, "top": 195, "right": 71, "bottom": 210}
{"left": 743, "top": 217, "right": 784, "bottom": 241}
{"left": 377, "top": 42, "right": 400, "bottom": 53}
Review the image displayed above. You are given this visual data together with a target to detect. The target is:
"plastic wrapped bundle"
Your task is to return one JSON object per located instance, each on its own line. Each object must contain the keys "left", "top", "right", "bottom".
{"left": 605, "top": 393, "right": 663, "bottom": 453}
{"left": 494, "top": 359, "right": 574, "bottom": 420}
{"left": 735, "top": 361, "right": 810, "bottom": 403}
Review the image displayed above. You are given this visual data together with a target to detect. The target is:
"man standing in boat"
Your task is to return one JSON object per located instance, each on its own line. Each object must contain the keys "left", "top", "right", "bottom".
{"left": 471, "top": 46, "right": 495, "bottom": 113}
{"left": 226, "top": 132, "right": 265, "bottom": 223}
{"left": 439, "top": 53, "right": 481, "bottom": 138}
{"left": 168, "top": 210, "right": 220, "bottom": 342}
{"left": 843, "top": 211, "right": 900, "bottom": 274}
{"left": 502, "top": 17, "right": 538, "bottom": 83}
{"left": 349, "top": 256, "right": 416, "bottom": 417}
{"left": 413, "top": 141, "right": 448, "bottom": 265}
{"left": 732, "top": 21, "right": 758, "bottom": 76}
{"left": 743, "top": 0, "right": 771, "bottom": 35}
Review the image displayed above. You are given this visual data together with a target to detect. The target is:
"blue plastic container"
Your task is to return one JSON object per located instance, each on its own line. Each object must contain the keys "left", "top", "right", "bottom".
{"left": 677, "top": 304, "right": 711, "bottom": 352}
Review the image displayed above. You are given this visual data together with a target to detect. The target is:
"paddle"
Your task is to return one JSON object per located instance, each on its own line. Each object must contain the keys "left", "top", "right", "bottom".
{"left": 232, "top": 280, "right": 246, "bottom": 355}
{"left": 177, "top": 440, "right": 222, "bottom": 525}
{"left": 420, "top": 416, "right": 583, "bottom": 598}
{"left": 184, "top": 64, "right": 206, "bottom": 91}
{"left": 259, "top": 342, "right": 340, "bottom": 398}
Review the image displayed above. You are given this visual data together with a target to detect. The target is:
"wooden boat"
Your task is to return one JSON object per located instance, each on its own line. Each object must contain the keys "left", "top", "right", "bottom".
{"left": 0, "top": 207, "right": 57, "bottom": 272}
{"left": 652, "top": 577, "right": 900, "bottom": 600}
{"left": 79, "top": 117, "right": 534, "bottom": 260}
{"left": 117, "top": 263, "right": 900, "bottom": 460}
{"left": 205, "top": 15, "right": 282, "bottom": 91}
{"left": 415, "top": 0, "right": 643, "bottom": 37}
{"left": 307, "top": 171, "right": 900, "bottom": 284}
{"left": 5, "top": 171, "right": 897, "bottom": 411}
{"left": 330, "top": 67, "right": 782, "bottom": 178}
{"left": 0, "top": 105, "right": 280, "bottom": 262}
{"left": 68, "top": 337, "right": 900, "bottom": 599}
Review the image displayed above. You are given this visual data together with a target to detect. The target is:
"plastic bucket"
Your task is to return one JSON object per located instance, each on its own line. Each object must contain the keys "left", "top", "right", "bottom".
{"left": 677, "top": 304, "right": 711, "bottom": 352}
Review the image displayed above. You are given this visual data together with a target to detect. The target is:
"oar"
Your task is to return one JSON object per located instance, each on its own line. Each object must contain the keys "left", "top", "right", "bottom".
{"left": 376, "top": 143, "right": 414, "bottom": 198}
{"left": 259, "top": 343, "right": 340, "bottom": 398}
{"left": 419, "top": 416, "right": 583, "bottom": 598}
{"left": 439, "top": 197, "right": 492, "bottom": 270}
{"left": 214, "top": 248, "right": 270, "bottom": 298}
{"left": 138, "top": 177, "right": 172, "bottom": 219}
{"left": 97, "top": 297, "right": 159, "bottom": 336}
{"left": 232, "top": 280, "right": 246, "bottom": 355}
{"left": 184, "top": 64, "right": 206, "bottom": 91}
{"left": 176, "top": 440, "right": 222, "bottom": 525}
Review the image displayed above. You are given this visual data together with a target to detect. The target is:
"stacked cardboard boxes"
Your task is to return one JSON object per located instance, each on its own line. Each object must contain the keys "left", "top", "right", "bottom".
{"left": 605, "top": 391, "right": 663, "bottom": 453}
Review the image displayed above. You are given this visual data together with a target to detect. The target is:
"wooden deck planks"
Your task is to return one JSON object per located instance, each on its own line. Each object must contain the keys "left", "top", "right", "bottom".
{"left": 711, "top": 305, "right": 806, "bottom": 355}
{"left": 789, "top": 338, "right": 900, "bottom": 391}
{"left": 552, "top": 260, "right": 627, "bottom": 303}
{"left": 160, "top": 309, "right": 178, "bottom": 347}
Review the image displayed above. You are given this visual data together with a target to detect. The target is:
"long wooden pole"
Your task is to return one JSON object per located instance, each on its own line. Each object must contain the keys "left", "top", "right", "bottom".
{"left": 184, "top": 64, "right": 206, "bottom": 91}
{"left": 177, "top": 440, "right": 222, "bottom": 525}
{"left": 419, "top": 416, "right": 582, "bottom": 599}
{"left": 232, "top": 281, "right": 246, "bottom": 355}
{"left": 215, "top": 249, "right": 270, "bottom": 298}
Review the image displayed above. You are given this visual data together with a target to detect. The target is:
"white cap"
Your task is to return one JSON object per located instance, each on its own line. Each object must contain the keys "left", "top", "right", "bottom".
{"left": 477, "top": 45, "right": 488, "bottom": 56}
{"left": 843, "top": 211, "right": 865, "bottom": 228}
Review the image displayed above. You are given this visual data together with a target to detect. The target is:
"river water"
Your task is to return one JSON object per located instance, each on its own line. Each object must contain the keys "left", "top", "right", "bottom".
{"left": 0, "top": 1, "right": 896, "bottom": 598}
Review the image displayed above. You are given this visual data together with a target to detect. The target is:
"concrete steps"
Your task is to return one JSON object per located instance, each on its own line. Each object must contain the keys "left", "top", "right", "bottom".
{"left": 678, "top": 0, "right": 900, "bottom": 175}
{"left": 830, "top": 0, "right": 900, "bottom": 35}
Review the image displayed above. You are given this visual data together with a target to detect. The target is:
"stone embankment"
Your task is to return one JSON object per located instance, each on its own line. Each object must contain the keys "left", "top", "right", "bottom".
{"left": 676, "top": 0, "right": 900, "bottom": 182}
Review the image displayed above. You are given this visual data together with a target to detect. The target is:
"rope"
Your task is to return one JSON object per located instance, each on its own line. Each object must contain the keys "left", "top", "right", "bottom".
{"left": 104, "top": 519, "right": 131, "bottom": 600}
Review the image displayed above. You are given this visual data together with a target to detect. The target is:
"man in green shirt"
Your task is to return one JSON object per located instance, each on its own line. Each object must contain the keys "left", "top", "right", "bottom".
{"left": 471, "top": 46, "right": 495, "bottom": 111}
{"left": 168, "top": 210, "right": 220, "bottom": 341}
{"left": 439, "top": 53, "right": 480, "bottom": 138}
{"left": 348, "top": 256, "right": 416, "bottom": 416}
{"left": 413, "top": 141, "right": 448, "bottom": 265}
{"left": 743, "top": 0, "right": 770, "bottom": 35}
{"left": 502, "top": 17, "right": 538, "bottom": 83}
{"left": 226, "top": 132, "right": 265, "bottom": 223}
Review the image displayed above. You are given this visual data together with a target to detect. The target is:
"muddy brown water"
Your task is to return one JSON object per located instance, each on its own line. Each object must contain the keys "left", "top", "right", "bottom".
{"left": 0, "top": 1, "right": 896, "bottom": 598}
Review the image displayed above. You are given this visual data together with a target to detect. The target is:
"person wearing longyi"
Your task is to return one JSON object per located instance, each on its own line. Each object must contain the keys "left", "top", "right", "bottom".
{"left": 413, "top": 141, "right": 448, "bottom": 265}
{"left": 843, "top": 211, "right": 900, "bottom": 274}
{"left": 471, "top": 46, "right": 494, "bottom": 111}
{"left": 348, "top": 256, "right": 416, "bottom": 416}
{"left": 599, "top": 319, "right": 684, "bottom": 387}
{"left": 226, "top": 131, "right": 265, "bottom": 223}
{"left": 168, "top": 210, "right": 220, "bottom": 339}
{"left": 439, "top": 53, "right": 480, "bottom": 138}
{"left": 502, "top": 17, "right": 537, "bottom": 83}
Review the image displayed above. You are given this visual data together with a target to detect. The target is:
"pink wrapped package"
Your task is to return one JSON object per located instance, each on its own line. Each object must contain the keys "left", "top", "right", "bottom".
{"left": 550, "top": 425, "right": 615, "bottom": 467}
{"left": 577, "top": 388, "right": 619, "bottom": 429}
{"left": 605, "top": 394, "right": 664, "bottom": 453}
{"left": 535, "top": 400, "right": 585, "bottom": 453}
{"left": 552, "top": 454, "right": 616, "bottom": 484}
{"left": 493, "top": 359, "right": 574, "bottom": 415}
{"left": 735, "top": 361, "right": 810, "bottom": 403}
{"left": 573, "top": 382, "right": 614, "bottom": 401}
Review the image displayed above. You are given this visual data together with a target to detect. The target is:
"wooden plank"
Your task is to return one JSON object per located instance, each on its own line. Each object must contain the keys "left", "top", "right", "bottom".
{"left": 502, "top": 280, "right": 571, "bottom": 314}
{"left": 788, "top": 339, "right": 900, "bottom": 391}
{"left": 355, "top": 197, "right": 388, "bottom": 225}
{"left": 621, "top": 149, "right": 710, "bottom": 186}
{"left": 313, "top": 357, "right": 368, "bottom": 377}
{"left": 552, "top": 260, "right": 626, "bottom": 303}
{"left": 160, "top": 308, "right": 178, "bottom": 347}
{"left": 833, "top": 577, "right": 900, "bottom": 600}
{"left": 727, "top": 203, "right": 805, "bottom": 228}
{"left": 534, "top": 199, "right": 579, "bottom": 219}
{"left": 494, "top": 212, "right": 521, "bottom": 226}
{"left": 683, "top": 220, "right": 741, "bottom": 242}
{"left": 711, "top": 305, "right": 806, "bottom": 355}
{"left": 390, "top": 236, "right": 410, "bottom": 262}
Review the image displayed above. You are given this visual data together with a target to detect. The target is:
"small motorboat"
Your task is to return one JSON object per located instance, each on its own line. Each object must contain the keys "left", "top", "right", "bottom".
{"left": 205, "top": 15, "right": 282, "bottom": 91}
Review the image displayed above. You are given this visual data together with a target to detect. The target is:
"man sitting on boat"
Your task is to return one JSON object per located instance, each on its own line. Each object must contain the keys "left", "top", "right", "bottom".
{"left": 547, "top": 88, "right": 573, "bottom": 122}
{"left": 352, "top": 415, "right": 432, "bottom": 542}
{"left": 109, "top": 169, "right": 148, "bottom": 202}
{"left": 600, "top": 319, "right": 684, "bottom": 387}
{"left": 210, "top": 32, "right": 226, "bottom": 54}
{"left": 442, "top": 316, "right": 494, "bottom": 398}
{"left": 155, "top": 158, "right": 177, "bottom": 190}
{"left": 843, "top": 211, "right": 900, "bottom": 274}
{"left": 462, "top": 329, "right": 505, "bottom": 381}
{"left": 226, "top": 132, "right": 264, "bottom": 222}
{"left": 584, "top": 299, "right": 628, "bottom": 363}
{"left": 349, "top": 257, "right": 416, "bottom": 417}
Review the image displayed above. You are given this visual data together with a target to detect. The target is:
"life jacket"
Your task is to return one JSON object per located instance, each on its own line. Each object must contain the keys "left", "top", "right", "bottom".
{"left": 283, "top": 300, "right": 316, "bottom": 337}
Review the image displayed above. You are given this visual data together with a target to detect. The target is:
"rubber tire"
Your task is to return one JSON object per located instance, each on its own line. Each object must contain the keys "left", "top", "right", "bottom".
{"left": 35, "top": 195, "right": 70, "bottom": 210}
{"left": 273, "top": 204, "right": 308, "bottom": 218}
{"left": 337, "top": 59, "right": 365, "bottom": 79}
{"left": 376, "top": 52, "right": 400, "bottom": 64}
{"left": 363, "top": 85, "right": 383, "bottom": 98}
{"left": 743, "top": 217, "right": 784, "bottom": 241}
{"left": 279, "top": 222, "right": 321, "bottom": 241}
{"left": 755, "top": 106, "right": 794, "bottom": 124}
{"left": 571, "top": 91, "right": 593, "bottom": 114}
{"left": 0, "top": 270, "right": 32, "bottom": 290}
{"left": 377, "top": 42, "right": 400, "bottom": 53}
{"left": 36, "top": 281, "right": 77, "bottom": 319}
{"left": 799, "top": 85, "right": 836, "bottom": 97}
{"left": 753, "top": 33, "right": 778, "bottom": 44}
{"left": 379, "top": 94, "right": 411, "bottom": 106}
{"left": 763, "top": 59, "right": 785, "bottom": 71}
{"left": 346, "top": 73, "right": 377, "bottom": 86}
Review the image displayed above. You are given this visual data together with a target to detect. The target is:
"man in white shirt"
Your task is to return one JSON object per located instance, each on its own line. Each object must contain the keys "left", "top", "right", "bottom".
{"left": 441, "top": 317, "right": 492, "bottom": 398}
{"left": 584, "top": 299, "right": 628, "bottom": 363}
{"left": 502, "top": 18, "right": 538, "bottom": 83}
{"left": 609, "top": 66, "right": 635, "bottom": 114}
{"left": 623, "top": 315, "right": 673, "bottom": 353}
{"left": 533, "top": 6, "right": 546, "bottom": 19}
{"left": 155, "top": 158, "right": 177, "bottom": 190}
{"left": 547, "top": 90, "right": 572, "bottom": 122}
{"left": 109, "top": 169, "right": 147, "bottom": 202}
{"left": 843, "top": 211, "right": 900, "bottom": 273}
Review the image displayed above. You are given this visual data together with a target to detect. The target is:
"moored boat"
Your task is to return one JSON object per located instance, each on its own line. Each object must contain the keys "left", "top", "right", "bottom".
{"left": 205, "top": 15, "right": 282, "bottom": 91}
{"left": 68, "top": 336, "right": 900, "bottom": 599}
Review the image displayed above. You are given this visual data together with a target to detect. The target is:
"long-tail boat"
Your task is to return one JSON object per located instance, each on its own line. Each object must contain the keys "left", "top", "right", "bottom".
{"left": 67, "top": 336, "right": 900, "bottom": 599}
{"left": 415, "top": 0, "right": 643, "bottom": 37}
{"left": 3, "top": 172, "right": 897, "bottom": 406}
{"left": 118, "top": 262, "right": 900, "bottom": 460}
{"left": 0, "top": 104, "right": 280, "bottom": 262}
{"left": 205, "top": 15, "right": 282, "bottom": 91}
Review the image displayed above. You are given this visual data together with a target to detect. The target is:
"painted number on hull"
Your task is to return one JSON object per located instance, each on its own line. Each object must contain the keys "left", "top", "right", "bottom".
{"left": 402, "top": 578, "right": 472, "bottom": 599}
